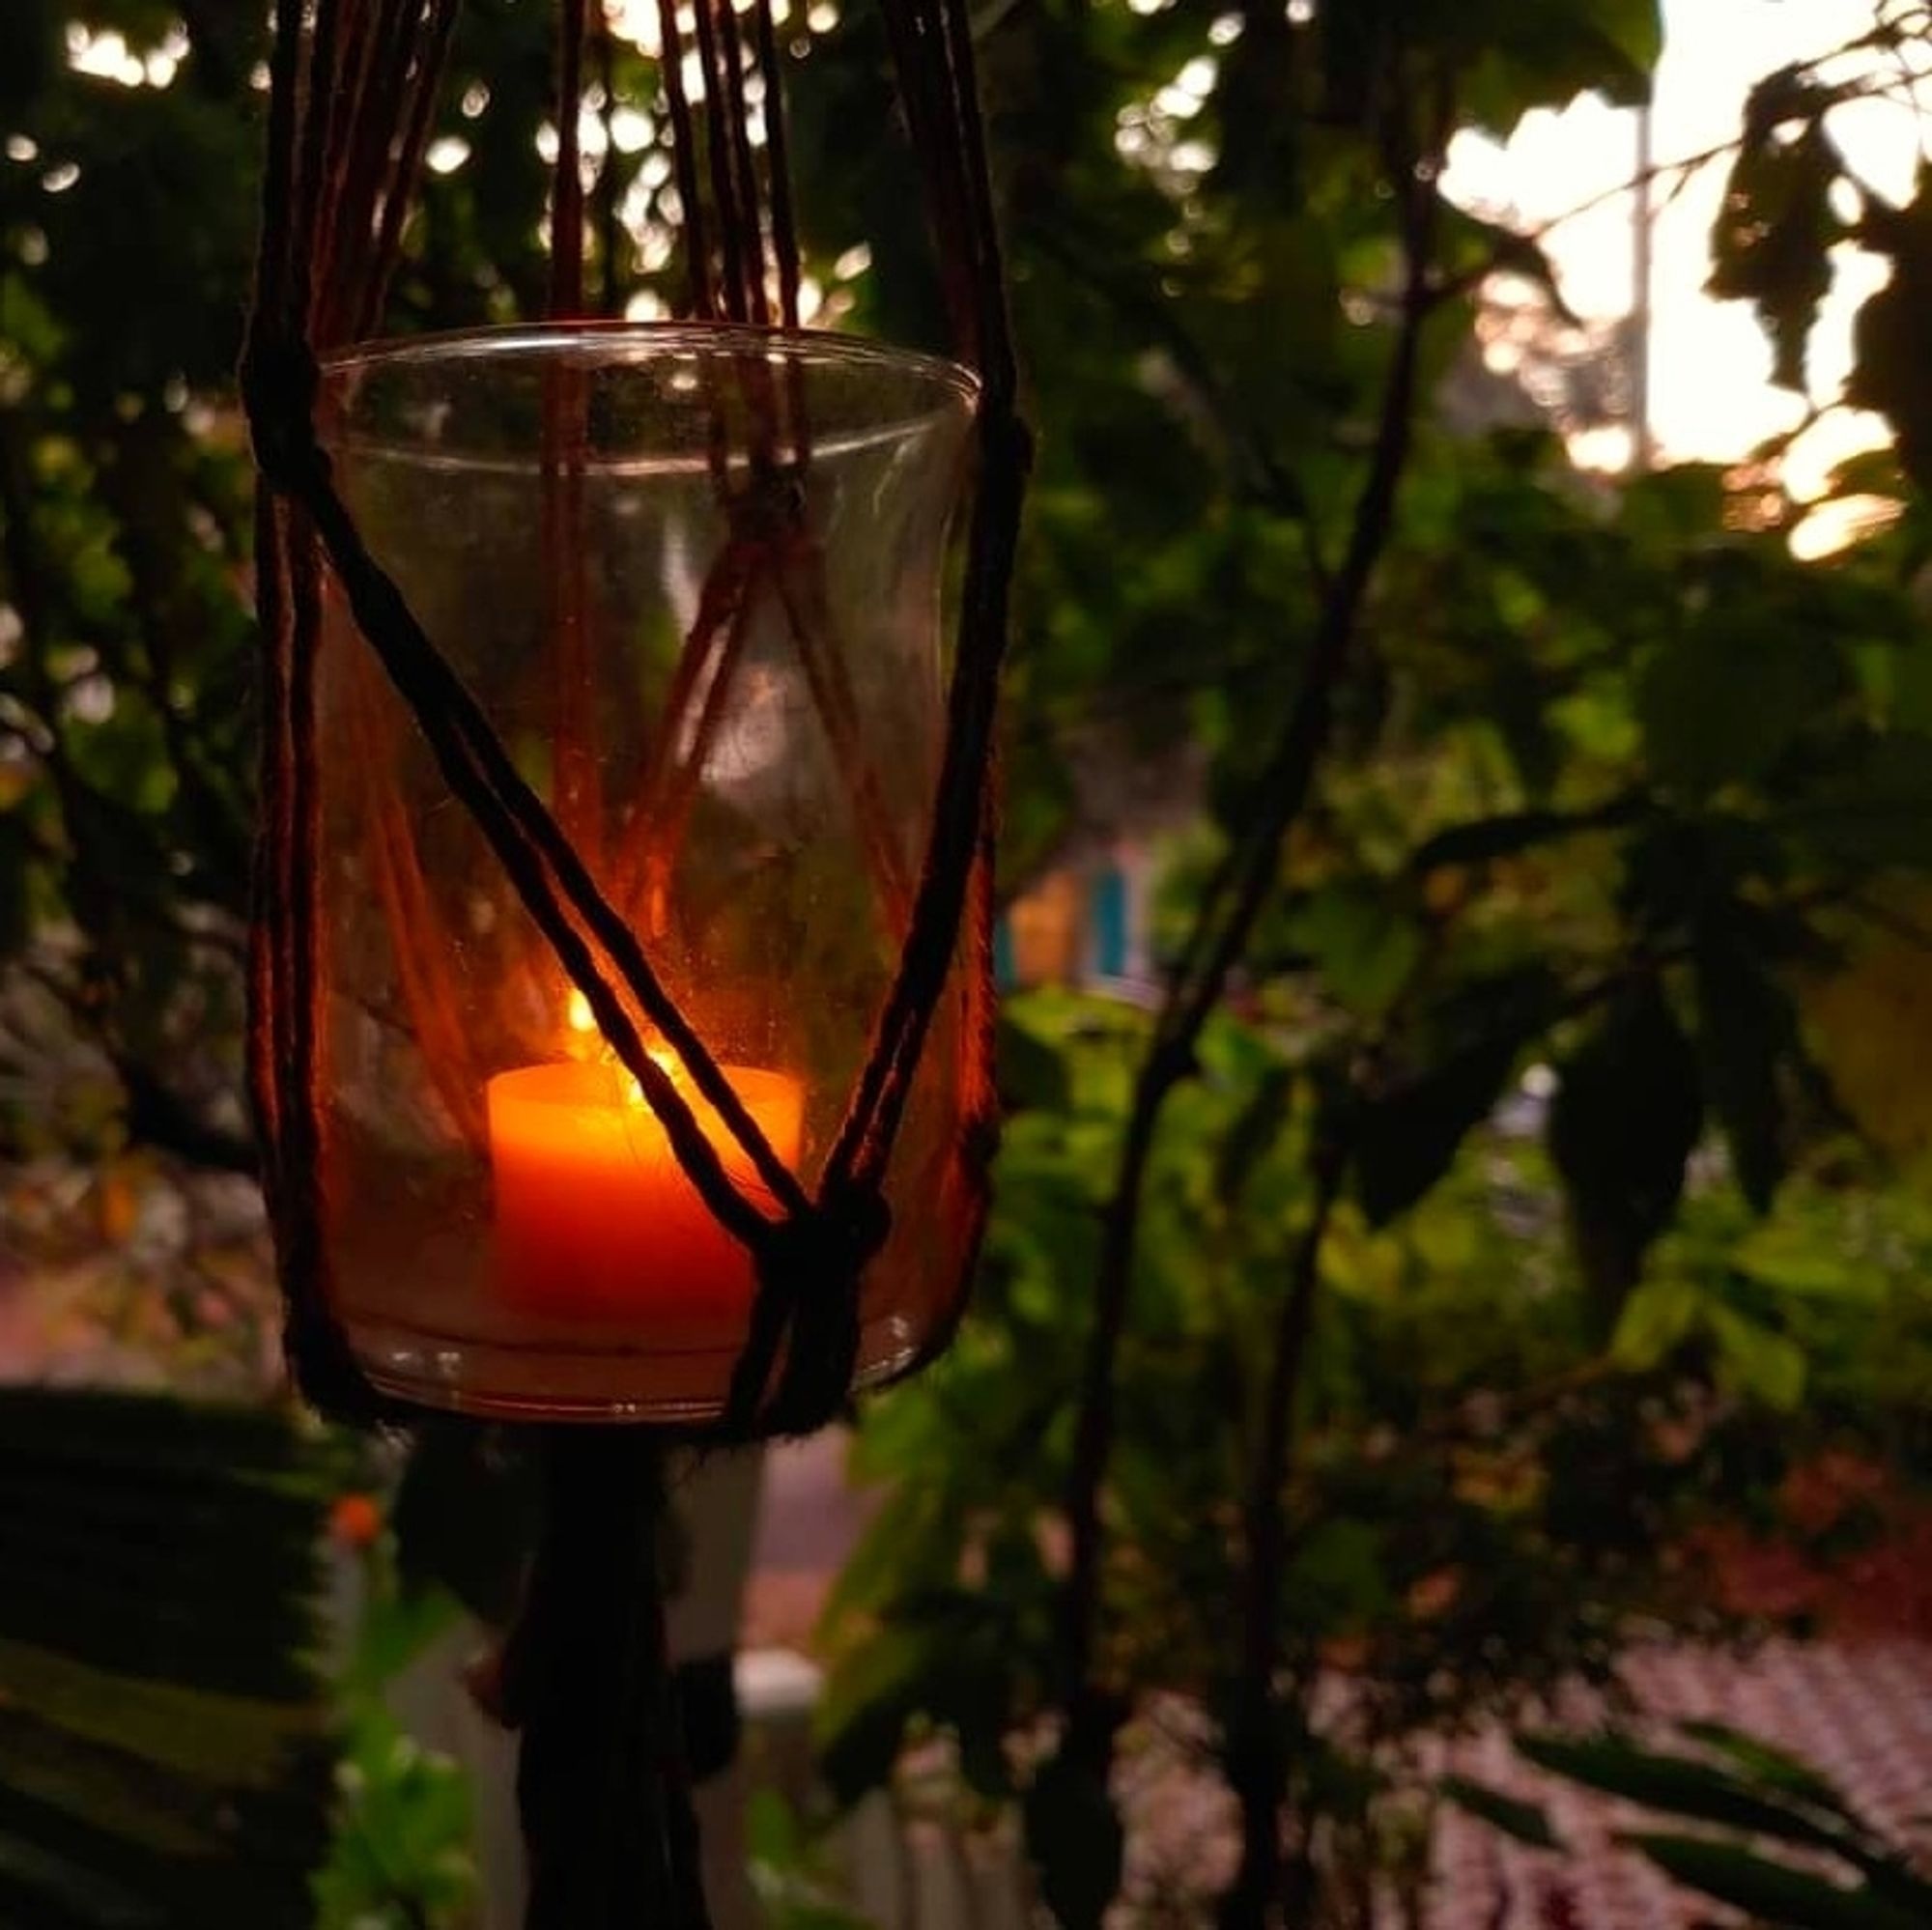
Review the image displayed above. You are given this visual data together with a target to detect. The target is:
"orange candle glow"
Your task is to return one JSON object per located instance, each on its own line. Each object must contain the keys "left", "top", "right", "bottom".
{"left": 486, "top": 1018, "right": 804, "bottom": 1335}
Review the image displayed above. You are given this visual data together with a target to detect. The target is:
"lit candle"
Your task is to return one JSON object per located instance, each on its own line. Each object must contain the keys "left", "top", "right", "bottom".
{"left": 486, "top": 1005, "right": 804, "bottom": 1335}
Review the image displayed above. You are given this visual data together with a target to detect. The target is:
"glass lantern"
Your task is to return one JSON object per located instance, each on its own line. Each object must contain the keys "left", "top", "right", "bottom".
{"left": 311, "top": 324, "right": 982, "bottom": 1420}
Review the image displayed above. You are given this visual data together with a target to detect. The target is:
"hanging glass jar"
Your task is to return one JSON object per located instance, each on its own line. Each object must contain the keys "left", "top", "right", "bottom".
{"left": 310, "top": 324, "right": 983, "bottom": 1419}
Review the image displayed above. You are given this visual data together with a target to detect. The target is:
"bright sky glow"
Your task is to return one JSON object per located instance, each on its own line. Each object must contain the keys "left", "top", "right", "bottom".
{"left": 1444, "top": 0, "right": 1930, "bottom": 533}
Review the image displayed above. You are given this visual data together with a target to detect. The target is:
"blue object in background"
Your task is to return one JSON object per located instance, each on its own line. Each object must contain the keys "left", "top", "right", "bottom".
{"left": 993, "top": 915, "right": 1016, "bottom": 991}
{"left": 1089, "top": 865, "right": 1127, "bottom": 979}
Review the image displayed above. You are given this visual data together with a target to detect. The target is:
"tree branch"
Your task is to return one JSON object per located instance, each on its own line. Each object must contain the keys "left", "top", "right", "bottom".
{"left": 1056, "top": 121, "right": 1445, "bottom": 1776}
{"left": 1220, "top": 1123, "right": 1349, "bottom": 1930}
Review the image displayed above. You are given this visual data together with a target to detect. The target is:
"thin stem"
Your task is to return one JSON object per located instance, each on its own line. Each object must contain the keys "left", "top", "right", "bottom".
{"left": 1220, "top": 1131, "right": 1349, "bottom": 1930}
{"left": 1056, "top": 117, "right": 1446, "bottom": 1773}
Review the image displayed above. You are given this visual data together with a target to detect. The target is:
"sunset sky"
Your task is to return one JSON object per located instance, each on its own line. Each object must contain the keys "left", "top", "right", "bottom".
{"left": 1444, "top": 0, "right": 1927, "bottom": 522}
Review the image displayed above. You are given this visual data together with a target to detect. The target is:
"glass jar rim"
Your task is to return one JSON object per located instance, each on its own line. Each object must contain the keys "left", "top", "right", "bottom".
{"left": 327, "top": 314, "right": 975, "bottom": 383}
{"left": 319, "top": 322, "right": 979, "bottom": 477}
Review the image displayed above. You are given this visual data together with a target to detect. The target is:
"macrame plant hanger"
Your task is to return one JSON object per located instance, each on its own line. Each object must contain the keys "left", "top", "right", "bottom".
{"left": 240, "top": 0, "right": 1027, "bottom": 1919}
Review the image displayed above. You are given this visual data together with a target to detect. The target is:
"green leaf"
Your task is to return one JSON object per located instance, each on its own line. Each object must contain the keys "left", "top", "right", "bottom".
{"left": 1520, "top": 1734, "right": 1866, "bottom": 1866}
{"left": 1339, "top": 0, "right": 1660, "bottom": 136}
{"left": 0, "top": 1392, "right": 334, "bottom": 1699}
{"left": 745, "top": 1787, "right": 804, "bottom": 1867}
{"left": 1706, "top": 1302, "right": 1807, "bottom": 1411}
{"left": 1437, "top": 1774, "right": 1563, "bottom": 1851}
{"left": 746, "top": 1786, "right": 872, "bottom": 1930}
{"left": 1286, "top": 881, "right": 1423, "bottom": 1019}
{"left": 1672, "top": 1721, "right": 1858, "bottom": 1818}
{"left": 1731, "top": 1220, "right": 1882, "bottom": 1301}
{"left": 1627, "top": 1831, "right": 1927, "bottom": 1929}
{"left": 815, "top": 1631, "right": 930, "bottom": 1811}
{"left": 1356, "top": 1038, "right": 1522, "bottom": 1225}
{"left": 1693, "top": 916, "right": 1797, "bottom": 1213}
{"left": 344, "top": 1584, "right": 462, "bottom": 1700}
{"left": 0, "top": 1641, "right": 316, "bottom": 1794}
{"left": 1409, "top": 801, "right": 1636, "bottom": 875}
{"left": 1708, "top": 78, "right": 1843, "bottom": 391}
{"left": 1640, "top": 619, "right": 1844, "bottom": 799}
{"left": 997, "top": 1010, "right": 1075, "bottom": 1115}
{"left": 1883, "top": 638, "right": 1932, "bottom": 736}
{"left": 817, "top": 1478, "right": 964, "bottom": 1634}
{"left": 0, "top": 1392, "right": 336, "bottom": 1927}
{"left": 1849, "top": 176, "right": 1932, "bottom": 496}
{"left": 1548, "top": 984, "right": 1702, "bottom": 1335}
{"left": 1024, "top": 1749, "right": 1123, "bottom": 1930}
{"left": 1214, "top": 1063, "right": 1297, "bottom": 1205}
{"left": 1284, "top": 1519, "right": 1394, "bottom": 1629}
{"left": 1610, "top": 1275, "right": 1702, "bottom": 1372}
{"left": 315, "top": 1707, "right": 476, "bottom": 1929}
{"left": 1354, "top": 970, "right": 1556, "bottom": 1226}
{"left": 1783, "top": 734, "right": 1932, "bottom": 871}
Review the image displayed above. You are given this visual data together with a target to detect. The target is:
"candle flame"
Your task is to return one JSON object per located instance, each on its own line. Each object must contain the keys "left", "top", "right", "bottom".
{"left": 563, "top": 985, "right": 683, "bottom": 1105}
{"left": 621, "top": 1045, "right": 686, "bottom": 1112}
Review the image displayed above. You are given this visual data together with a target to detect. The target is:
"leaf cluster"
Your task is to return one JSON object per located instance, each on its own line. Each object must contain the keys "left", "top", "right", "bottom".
{"left": 1452, "top": 1720, "right": 1932, "bottom": 1930}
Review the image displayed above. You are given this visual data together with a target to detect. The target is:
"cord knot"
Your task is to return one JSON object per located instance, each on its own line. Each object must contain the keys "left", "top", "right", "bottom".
{"left": 240, "top": 332, "right": 328, "bottom": 498}
{"left": 724, "top": 1188, "right": 893, "bottom": 1437}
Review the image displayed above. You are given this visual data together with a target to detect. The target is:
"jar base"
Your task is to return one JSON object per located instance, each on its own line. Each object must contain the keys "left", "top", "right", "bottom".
{"left": 344, "top": 1312, "right": 921, "bottom": 1422}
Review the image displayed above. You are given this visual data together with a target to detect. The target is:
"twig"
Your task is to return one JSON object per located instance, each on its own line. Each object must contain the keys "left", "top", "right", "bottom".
{"left": 1220, "top": 1127, "right": 1348, "bottom": 1929}
{"left": 1433, "top": 135, "right": 1737, "bottom": 308}
{"left": 1056, "top": 103, "right": 1446, "bottom": 1782}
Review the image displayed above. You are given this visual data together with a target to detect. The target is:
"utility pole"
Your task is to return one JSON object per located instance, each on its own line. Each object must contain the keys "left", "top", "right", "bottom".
{"left": 1631, "top": 95, "right": 1655, "bottom": 472}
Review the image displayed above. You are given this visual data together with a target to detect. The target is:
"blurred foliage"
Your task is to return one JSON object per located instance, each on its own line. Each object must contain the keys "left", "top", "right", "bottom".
{"left": 0, "top": 2, "right": 265, "bottom": 1175}
{"left": 315, "top": 1507, "right": 479, "bottom": 1930}
{"left": 0, "top": 1389, "right": 340, "bottom": 1925}
{"left": 819, "top": 996, "right": 1932, "bottom": 1915}
{"left": 802, "top": 0, "right": 1932, "bottom": 1920}
{"left": 746, "top": 1788, "right": 874, "bottom": 1930}
{"left": 1453, "top": 1720, "right": 1932, "bottom": 1928}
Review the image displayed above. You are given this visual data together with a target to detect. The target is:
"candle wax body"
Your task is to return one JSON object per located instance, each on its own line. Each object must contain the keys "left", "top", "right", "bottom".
{"left": 486, "top": 1059, "right": 804, "bottom": 1336}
